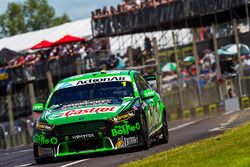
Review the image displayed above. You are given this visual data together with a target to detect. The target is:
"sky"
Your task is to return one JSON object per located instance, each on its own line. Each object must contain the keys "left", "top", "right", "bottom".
{"left": 0, "top": 0, "right": 121, "bottom": 20}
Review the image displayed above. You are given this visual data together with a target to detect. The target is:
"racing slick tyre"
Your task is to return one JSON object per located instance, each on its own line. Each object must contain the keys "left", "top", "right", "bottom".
{"left": 159, "top": 112, "right": 169, "bottom": 144}
{"left": 141, "top": 114, "right": 150, "bottom": 150}
{"left": 33, "top": 145, "right": 54, "bottom": 164}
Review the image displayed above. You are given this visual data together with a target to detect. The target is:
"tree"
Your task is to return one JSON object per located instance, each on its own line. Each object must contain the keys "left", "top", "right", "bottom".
{"left": 0, "top": 2, "right": 27, "bottom": 36}
{"left": 52, "top": 14, "right": 71, "bottom": 27}
{"left": 0, "top": 0, "right": 71, "bottom": 38}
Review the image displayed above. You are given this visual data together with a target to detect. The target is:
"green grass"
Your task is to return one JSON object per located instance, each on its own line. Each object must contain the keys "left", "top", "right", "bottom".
{"left": 121, "top": 122, "right": 250, "bottom": 167}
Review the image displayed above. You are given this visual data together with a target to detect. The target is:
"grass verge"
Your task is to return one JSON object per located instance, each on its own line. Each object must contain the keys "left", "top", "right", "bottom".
{"left": 121, "top": 122, "right": 250, "bottom": 167}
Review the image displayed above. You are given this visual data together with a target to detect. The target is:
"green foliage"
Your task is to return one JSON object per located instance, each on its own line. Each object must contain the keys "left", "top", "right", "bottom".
{"left": 0, "top": 2, "right": 27, "bottom": 37}
{"left": 52, "top": 14, "right": 71, "bottom": 27}
{"left": 0, "top": 0, "right": 71, "bottom": 37}
{"left": 121, "top": 122, "right": 250, "bottom": 167}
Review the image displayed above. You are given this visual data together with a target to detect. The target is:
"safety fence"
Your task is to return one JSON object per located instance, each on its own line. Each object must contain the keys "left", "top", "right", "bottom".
{"left": 164, "top": 77, "right": 250, "bottom": 121}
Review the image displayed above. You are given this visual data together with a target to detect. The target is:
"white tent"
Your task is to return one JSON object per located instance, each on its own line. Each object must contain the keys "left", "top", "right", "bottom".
{"left": 0, "top": 18, "right": 92, "bottom": 52}
{"left": 0, "top": 17, "right": 191, "bottom": 55}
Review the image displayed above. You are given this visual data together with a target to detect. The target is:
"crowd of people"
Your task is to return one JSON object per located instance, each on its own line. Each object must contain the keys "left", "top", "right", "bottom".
{"left": 92, "top": 0, "right": 174, "bottom": 19}
{"left": 0, "top": 44, "right": 83, "bottom": 70}
{"left": 164, "top": 48, "right": 250, "bottom": 86}
{"left": 0, "top": 38, "right": 127, "bottom": 82}
{"left": 0, "top": 38, "right": 124, "bottom": 72}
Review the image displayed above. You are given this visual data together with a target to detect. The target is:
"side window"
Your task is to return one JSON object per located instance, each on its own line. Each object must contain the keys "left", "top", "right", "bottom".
{"left": 135, "top": 74, "right": 151, "bottom": 97}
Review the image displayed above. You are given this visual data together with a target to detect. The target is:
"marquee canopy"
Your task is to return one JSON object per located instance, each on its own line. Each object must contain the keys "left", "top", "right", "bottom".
{"left": 30, "top": 40, "right": 54, "bottom": 50}
{"left": 0, "top": 18, "right": 92, "bottom": 52}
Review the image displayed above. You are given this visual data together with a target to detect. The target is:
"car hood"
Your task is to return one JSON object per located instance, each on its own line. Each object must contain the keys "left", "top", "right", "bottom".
{"left": 42, "top": 98, "right": 136, "bottom": 125}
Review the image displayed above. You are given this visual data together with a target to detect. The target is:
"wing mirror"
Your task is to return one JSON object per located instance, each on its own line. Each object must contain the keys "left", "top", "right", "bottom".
{"left": 144, "top": 75, "right": 158, "bottom": 91}
{"left": 32, "top": 103, "right": 45, "bottom": 113}
{"left": 142, "top": 90, "right": 156, "bottom": 100}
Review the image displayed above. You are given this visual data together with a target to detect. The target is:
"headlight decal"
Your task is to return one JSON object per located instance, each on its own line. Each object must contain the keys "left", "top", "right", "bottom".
{"left": 36, "top": 122, "right": 55, "bottom": 131}
{"left": 109, "top": 110, "right": 136, "bottom": 123}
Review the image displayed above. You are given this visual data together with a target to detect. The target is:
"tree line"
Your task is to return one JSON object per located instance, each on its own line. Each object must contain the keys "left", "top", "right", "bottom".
{"left": 0, "top": 0, "right": 71, "bottom": 38}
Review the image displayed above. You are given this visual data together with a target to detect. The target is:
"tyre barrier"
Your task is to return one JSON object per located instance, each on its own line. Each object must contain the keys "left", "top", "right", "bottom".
{"left": 168, "top": 102, "right": 224, "bottom": 121}
{"left": 239, "top": 96, "right": 250, "bottom": 110}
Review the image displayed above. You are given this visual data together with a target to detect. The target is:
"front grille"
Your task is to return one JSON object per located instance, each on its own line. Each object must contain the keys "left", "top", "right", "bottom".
{"left": 55, "top": 121, "right": 106, "bottom": 136}
{"left": 67, "top": 139, "right": 103, "bottom": 152}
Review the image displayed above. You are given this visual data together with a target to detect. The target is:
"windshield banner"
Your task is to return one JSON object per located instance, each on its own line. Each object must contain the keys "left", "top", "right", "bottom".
{"left": 56, "top": 76, "right": 131, "bottom": 90}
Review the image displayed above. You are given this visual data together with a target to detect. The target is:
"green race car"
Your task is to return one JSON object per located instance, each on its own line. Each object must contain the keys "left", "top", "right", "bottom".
{"left": 32, "top": 70, "right": 168, "bottom": 163}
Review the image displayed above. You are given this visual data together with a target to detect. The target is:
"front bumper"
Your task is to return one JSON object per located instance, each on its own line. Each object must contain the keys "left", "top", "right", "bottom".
{"left": 33, "top": 117, "right": 143, "bottom": 158}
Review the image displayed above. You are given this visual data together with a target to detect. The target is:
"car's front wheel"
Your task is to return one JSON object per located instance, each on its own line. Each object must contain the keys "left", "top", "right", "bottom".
{"left": 33, "top": 145, "right": 55, "bottom": 164}
{"left": 141, "top": 114, "right": 150, "bottom": 149}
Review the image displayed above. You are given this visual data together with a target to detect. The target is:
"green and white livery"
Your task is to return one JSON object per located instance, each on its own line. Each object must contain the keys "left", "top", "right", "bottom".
{"left": 32, "top": 70, "right": 169, "bottom": 164}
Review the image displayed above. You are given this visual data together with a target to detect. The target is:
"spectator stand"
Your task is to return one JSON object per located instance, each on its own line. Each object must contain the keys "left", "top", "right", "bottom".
{"left": 91, "top": 0, "right": 250, "bottom": 119}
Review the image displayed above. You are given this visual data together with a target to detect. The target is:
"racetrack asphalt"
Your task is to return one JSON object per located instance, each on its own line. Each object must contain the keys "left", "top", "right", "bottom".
{"left": 1, "top": 109, "right": 250, "bottom": 167}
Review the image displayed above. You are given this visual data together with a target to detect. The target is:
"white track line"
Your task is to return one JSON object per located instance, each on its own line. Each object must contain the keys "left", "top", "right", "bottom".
{"left": 14, "top": 163, "right": 32, "bottom": 167}
{"left": 59, "top": 159, "right": 89, "bottom": 167}
{"left": 208, "top": 127, "right": 227, "bottom": 132}
{"left": 208, "top": 114, "right": 238, "bottom": 132}
{"left": 223, "top": 110, "right": 237, "bottom": 115}
{"left": 169, "top": 119, "right": 202, "bottom": 132}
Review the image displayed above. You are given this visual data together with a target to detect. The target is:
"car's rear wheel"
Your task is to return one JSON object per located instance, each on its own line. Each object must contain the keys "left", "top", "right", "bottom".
{"left": 159, "top": 112, "right": 169, "bottom": 144}
{"left": 141, "top": 114, "right": 150, "bottom": 149}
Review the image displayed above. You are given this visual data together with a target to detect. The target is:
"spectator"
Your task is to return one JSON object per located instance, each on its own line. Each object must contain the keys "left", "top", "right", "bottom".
{"left": 144, "top": 37, "right": 152, "bottom": 57}
{"left": 102, "top": 6, "right": 110, "bottom": 17}
{"left": 110, "top": 6, "right": 117, "bottom": 15}
{"left": 202, "top": 49, "right": 216, "bottom": 71}
{"left": 243, "top": 55, "right": 250, "bottom": 66}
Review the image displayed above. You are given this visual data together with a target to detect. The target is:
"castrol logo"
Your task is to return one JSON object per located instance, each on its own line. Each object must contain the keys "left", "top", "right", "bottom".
{"left": 64, "top": 106, "right": 117, "bottom": 117}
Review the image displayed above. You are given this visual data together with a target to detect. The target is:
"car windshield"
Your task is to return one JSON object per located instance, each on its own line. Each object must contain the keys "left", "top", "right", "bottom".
{"left": 48, "top": 81, "right": 134, "bottom": 108}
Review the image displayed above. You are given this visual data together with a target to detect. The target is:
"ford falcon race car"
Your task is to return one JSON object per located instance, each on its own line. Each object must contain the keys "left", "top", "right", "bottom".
{"left": 32, "top": 70, "right": 168, "bottom": 163}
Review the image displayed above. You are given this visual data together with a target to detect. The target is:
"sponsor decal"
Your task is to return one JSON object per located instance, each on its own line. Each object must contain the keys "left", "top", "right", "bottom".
{"left": 36, "top": 122, "right": 54, "bottom": 131}
{"left": 109, "top": 111, "right": 135, "bottom": 123}
{"left": 115, "top": 136, "right": 139, "bottom": 149}
{"left": 71, "top": 133, "right": 95, "bottom": 140}
{"left": 38, "top": 147, "right": 54, "bottom": 157}
{"left": 34, "top": 132, "right": 58, "bottom": 145}
{"left": 62, "top": 99, "right": 111, "bottom": 109}
{"left": 76, "top": 76, "right": 128, "bottom": 86}
{"left": 56, "top": 76, "right": 131, "bottom": 90}
{"left": 115, "top": 137, "right": 124, "bottom": 148}
{"left": 65, "top": 106, "right": 117, "bottom": 117}
{"left": 111, "top": 121, "right": 140, "bottom": 137}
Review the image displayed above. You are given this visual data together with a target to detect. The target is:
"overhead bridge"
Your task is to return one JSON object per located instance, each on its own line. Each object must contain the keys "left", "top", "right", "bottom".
{"left": 92, "top": 0, "right": 250, "bottom": 37}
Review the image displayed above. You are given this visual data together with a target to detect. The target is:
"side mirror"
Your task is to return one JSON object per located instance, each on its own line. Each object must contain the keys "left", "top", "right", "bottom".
{"left": 144, "top": 75, "right": 156, "bottom": 82}
{"left": 32, "top": 103, "right": 45, "bottom": 113}
{"left": 142, "top": 90, "right": 156, "bottom": 100}
{"left": 144, "top": 75, "right": 158, "bottom": 91}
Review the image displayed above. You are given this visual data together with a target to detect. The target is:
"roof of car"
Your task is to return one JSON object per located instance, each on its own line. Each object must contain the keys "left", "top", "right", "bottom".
{"left": 59, "top": 70, "right": 137, "bottom": 83}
